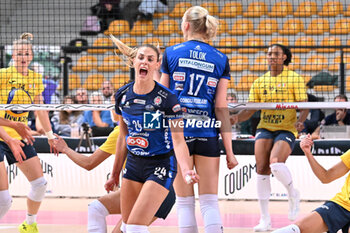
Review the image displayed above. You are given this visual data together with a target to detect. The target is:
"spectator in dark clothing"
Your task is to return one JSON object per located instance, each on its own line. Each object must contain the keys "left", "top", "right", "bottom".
{"left": 312, "top": 94, "right": 350, "bottom": 139}
{"left": 299, "top": 94, "right": 325, "bottom": 137}
{"left": 137, "top": 0, "right": 168, "bottom": 21}
{"left": 91, "top": 0, "right": 123, "bottom": 32}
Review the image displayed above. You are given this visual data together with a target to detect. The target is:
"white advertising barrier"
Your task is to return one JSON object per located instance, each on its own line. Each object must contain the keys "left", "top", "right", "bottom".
{"left": 6, "top": 153, "right": 346, "bottom": 201}
{"left": 6, "top": 153, "right": 114, "bottom": 197}
{"left": 218, "top": 155, "right": 346, "bottom": 201}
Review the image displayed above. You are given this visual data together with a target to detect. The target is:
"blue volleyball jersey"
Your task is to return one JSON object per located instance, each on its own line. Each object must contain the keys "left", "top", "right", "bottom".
{"left": 161, "top": 40, "right": 230, "bottom": 137}
{"left": 115, "top": 81, "right": 182, "bottom": 157}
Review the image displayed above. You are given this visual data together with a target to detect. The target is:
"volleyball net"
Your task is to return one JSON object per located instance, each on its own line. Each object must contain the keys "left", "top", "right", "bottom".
{"left": 0, "top": 0, "right": 349, "bottom": 105}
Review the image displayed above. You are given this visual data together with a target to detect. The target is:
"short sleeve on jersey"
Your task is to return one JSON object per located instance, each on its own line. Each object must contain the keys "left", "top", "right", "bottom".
{"left": 341, "top": 150, "right": 350, "bottom": 169}
{"left": 221, "top": 59, "right": 230, "bottom": 80}
{"left": 160, "top": 50, "right": 169, "bottom": 75}
{"left": 114, "top": 84, "right": 131, "bottom": 115}
{"left": 164, "top": 92, "right": 182, "bottom": 120}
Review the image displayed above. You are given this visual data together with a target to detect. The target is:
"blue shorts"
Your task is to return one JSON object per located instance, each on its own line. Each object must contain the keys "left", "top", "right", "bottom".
{"left": 0, "top": 141, "right": 37, "bottom": 165}
{"left": 255, "top": 129, "right": 296, "bottom": 150}
{"left": 123, "top": 151, "right": 177, "bottom": 190}
{"left": 314, "top": 201, "right": 350, "bottom": 233}
{"left": 155, "top": 185, "right": 175, "bottom": 219}
{"left": 185, "top": 136, "right": 220, "bottom": 157}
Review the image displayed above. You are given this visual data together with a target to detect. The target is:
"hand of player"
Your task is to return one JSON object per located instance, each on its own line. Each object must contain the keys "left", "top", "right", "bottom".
{"left": 182, "top": 169, "right": 199, "bottom": 184}
{"left": 104, "top": 176, "right": 119, "bottom": 193}
{"left": 7, "top": 138, "right": 26, "bottom": 163}
{"left": 230, "top": 115, "right": 238, "bottom": 125}
{"left": 48, "top": 138, "right": 59, "bottom": 156}
{"left": 300, "top": 134, "right": 313, "bottom": 154}
{"left": 226, "top": 152, "right": 238, "bottom": 170}
{"left": 12, "top": 122, "right": 35, "bottom": 145}
{"left": 295, "top": 121, "right": 305, "bottom": 132}
{"left": 52, "top": 134, "right": 69, "bottom": 154}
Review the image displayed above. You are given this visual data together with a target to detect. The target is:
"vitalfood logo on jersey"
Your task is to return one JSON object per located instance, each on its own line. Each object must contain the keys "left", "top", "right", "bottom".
{"left": 143, "top": 110, "right": 221, "bottom": 130}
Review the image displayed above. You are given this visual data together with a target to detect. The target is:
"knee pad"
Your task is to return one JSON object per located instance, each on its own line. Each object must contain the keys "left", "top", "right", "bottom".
{"left": 0, "top": 190, "right": 12, "bottom": 220}
{"left": 28, "top": 177, "right": 47, "bottom": 202}
{"left": 199, "top": 194, "right": 222, "bottom": 227}
{"left": 88, "top": 200, "right": 109, "bottom": 233}
{"left": 176, "top": 196, "right": 198, "bottom": 228}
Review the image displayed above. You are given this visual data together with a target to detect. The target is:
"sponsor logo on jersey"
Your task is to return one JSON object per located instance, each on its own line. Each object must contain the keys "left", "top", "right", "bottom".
{"left": 194, "top": 45, "right": 201, "bottom": 51}
{"left": 172, "top": 104, "right": 181, "bottom": 113}
{"left": 179, "top": 97, "right": 208, "bottom": 107}
{"left": 173, "top": 72, "right": 186, "bottom": 81}
{"left": 127, "top": 136, "right": 149, "bottom": 148}
{"left": 178, "top": 58, "right": 214, "bottom": 73}
{"left": 121, "top": 95, "right": 126, "bottom": 104}
{"left": 207, "top": 77, "right": 218, "bottom": 87}
{"left": 145, "top": 104, "right": 155, "bottom": 112}
{"left": 175, "top": 83, "right": 184, "bottom": 91}
{"left": 134, "top": 99, "right": 146, "bottom": 105}
{"left": 157, "top": 90, "right": 168, "bottom": 98}
{"left": 153, "top": 96, "right": 162, "bottom": 106}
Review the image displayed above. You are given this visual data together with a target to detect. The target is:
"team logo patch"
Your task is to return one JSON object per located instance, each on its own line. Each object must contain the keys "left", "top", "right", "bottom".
{"left": 127, "top": 136, "right": 149, "bottom": 148}
{"left": 175, "top": 83, "right": 184, "bottom": 91}
{"left": 207, "top": 77, "right": 218, "bottom": 87}
{"left": 173, "top": 72, "right": 186, "bottom": 81}
{"left": 172, "top": 104, "right": 181, "bottom": 113}
{"left": 145, "top": 104, "right": 155, "bottom": 112}
{"left": 154, "top": 96, "right": 162, "bottom": 106}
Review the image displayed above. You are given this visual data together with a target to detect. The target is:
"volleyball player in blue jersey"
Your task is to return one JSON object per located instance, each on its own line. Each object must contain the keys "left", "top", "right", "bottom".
{"left": 107, "top": 36, "right": 198, "bottom": 233}
{"left": 160, "top": 6, "right": 238, "bottom": 233}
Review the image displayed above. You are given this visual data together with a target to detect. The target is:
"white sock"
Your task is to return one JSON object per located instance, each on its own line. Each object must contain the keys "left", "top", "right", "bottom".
{"left": 271, "top": 224, "right": 301, "bottom": 233}
{"left": 199, "top": 194, "right": 223, "bottom": 233}
{"left": 0, "top": 190, "right": 12, "bottom": 220}
{"left": 270, "top": 163, "right": 296, "bottom": 197}
{"left": 126, "top": 224, "right": 149, "bottom": 233}
{"left": 256, "top": 174, "right": 271, "bottom": 220}
{"left": 121, "top": 221, "right": 126, "bottom": 232}
{"left": 26, "top": 213, "right": 37, "bottom": 225}
{"left": 176, "top": 196, "right": 199, "bottom": 233}
{"left": 87, "top": 200, "right": 109, "bottom": 233}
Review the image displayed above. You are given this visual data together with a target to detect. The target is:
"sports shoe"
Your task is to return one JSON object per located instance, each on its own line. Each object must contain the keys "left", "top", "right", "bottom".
{"left": 288, "top": 189, "right": 300, "bottom": 221}
{"left": 254, "top": 218, "right": 271, "bottom": 232}
{"left": 18, "top": 221, "right": 38, "bottom": 233}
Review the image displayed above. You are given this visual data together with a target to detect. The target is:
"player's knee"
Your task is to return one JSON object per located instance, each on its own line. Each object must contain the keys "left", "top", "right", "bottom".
{"left": 28, "top": 177, "right": 47, "bottom": 202}
{"left": 199, "top": 194, "right": 222, "bottom": 225}
{"left": 176, "top": 196, "right": 197, "bottom": 227}
{"left": 0, "top": 190, "right": 12, "bottom": 219}
{"left": 88, "top": 200, "right": 109, "bottom": 233}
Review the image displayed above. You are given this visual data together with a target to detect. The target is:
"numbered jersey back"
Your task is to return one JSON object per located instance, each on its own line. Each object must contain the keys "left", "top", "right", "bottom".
{"left": 161, "top": 40, "right": 230, "bottom": 137}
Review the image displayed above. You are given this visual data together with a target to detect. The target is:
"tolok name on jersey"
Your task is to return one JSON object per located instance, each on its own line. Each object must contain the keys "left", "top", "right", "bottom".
{"left": 190, "top": 50, "right": 207, "bottom": 61}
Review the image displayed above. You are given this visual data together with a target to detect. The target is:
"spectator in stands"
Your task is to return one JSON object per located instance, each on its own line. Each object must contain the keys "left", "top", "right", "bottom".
{"left": 91, "top": 0, "right": 122, "bottom": 32}
{"left": 298, "top": 94, "right": 325, "bottom": 138}
{"left": 311, "top": 94, "right": 350, "bottom": 139}
{"left": 272, "top": 134, "right": 350, "bottom": 233}
{"left": 232, "top": 44, "right": 308, "bottom": 231}
{"left": 51, "top": 96, "right": 84, "bottom": 137}
{"left": 73, "top": 88, "right": 89, "bottom": 104}
{"left": 101, "top": 80, "right": 115, "bottom": 104}
{"left": 83, "top": 92, "right": 114, "bottom": 137}
{"left": 137, "top": 0, "right": 168, "bottom": 21}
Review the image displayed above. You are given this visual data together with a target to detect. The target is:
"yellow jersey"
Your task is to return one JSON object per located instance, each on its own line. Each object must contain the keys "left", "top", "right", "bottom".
{"left": 248, "top": 68, "right": 307, "bottom": 136}
{"left": 0, "top": 66, "right": 44, "bottom": 139}
{"left": 331, "top": 150, "right": 350, "bottom": 211}
{"left": 99, "top": 126, "right": 119, "bottom": 154}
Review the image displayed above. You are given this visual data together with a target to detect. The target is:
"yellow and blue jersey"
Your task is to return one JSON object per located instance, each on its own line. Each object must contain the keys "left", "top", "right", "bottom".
{"left": 161, "top": 40, "right": 230, "bottom": 137}
{"left": 0, "top": 66, "right": 44, "bottom": 139}
{"left": 248, "top": 68, "right": 307, "bottom": 136}
{"left": 331, "top": 150, "right": 350, "bottom": 211}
